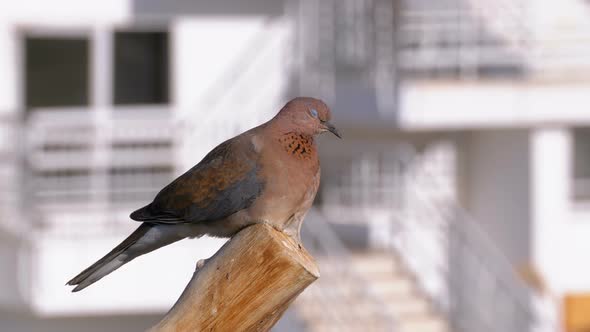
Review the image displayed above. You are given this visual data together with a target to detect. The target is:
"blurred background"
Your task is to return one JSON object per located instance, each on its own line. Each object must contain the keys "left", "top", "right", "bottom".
{"left": 0, "top": 0, "right": 589, "bottom": 331}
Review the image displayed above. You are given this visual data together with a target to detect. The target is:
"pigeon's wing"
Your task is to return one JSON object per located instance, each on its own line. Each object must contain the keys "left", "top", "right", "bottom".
{"left": 130, "top": 135, "right": 264, "bottom": 224}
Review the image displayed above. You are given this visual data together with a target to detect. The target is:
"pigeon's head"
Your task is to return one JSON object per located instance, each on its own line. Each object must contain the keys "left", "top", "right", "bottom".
{"left": 276, "top": 97, "right": 341, "bottom": 138}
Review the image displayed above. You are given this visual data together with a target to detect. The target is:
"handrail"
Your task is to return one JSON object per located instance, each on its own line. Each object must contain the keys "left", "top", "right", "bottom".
{"left": 397, "top": 186, "right": 558, "bottom": 332}
{"left": 320, "top": 146, "right": 558, "bottom": 331}
{"left": 391, "top": 151, "right": 559, "bottom": 332}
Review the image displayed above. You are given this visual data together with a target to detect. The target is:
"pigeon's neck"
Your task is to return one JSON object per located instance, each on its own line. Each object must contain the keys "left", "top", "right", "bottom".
{"left": 276, "top": 131, "right": 317, "bottom": 161}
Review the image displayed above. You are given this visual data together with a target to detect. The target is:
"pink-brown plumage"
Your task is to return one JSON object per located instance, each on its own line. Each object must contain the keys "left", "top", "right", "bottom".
{"left": 67, "top": 97, "right": 339, "bottom": 292}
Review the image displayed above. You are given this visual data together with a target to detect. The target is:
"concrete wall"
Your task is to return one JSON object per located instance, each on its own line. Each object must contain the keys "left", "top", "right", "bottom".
{"left": 0, "top": 233, "right": 29, "bottom": 311}
{"left": 0, "top": 25, "right": 18, "bottom": 114}
{"left": 458, "top": 127, "right": 590, "bottom": 297}
{"left": 0, "top": 312, "right": 161, "bottom": 332}
{"left": 31, "top": 232, "right": 225, "bottom": 315}
{"left": 400, "top": 81, "right": 590, "bottom": 130}
{"left": 459, "top": 129, "right": 532, "bottom": 265}
{"left": 531, "top": 127, "right": 590, "bottom": 297}
{"left": 0, "top": 309, "right": 302, "bottom": 332}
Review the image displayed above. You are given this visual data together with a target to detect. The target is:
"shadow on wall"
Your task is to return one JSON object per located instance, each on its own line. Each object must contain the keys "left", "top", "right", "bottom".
{"left": 0, "top": 312, "right": 161, "bottom": 332}
{"left": 132, "top": 0, "right": 285, "bottom": 17}
{"left": 0, "top": 303, "right": 305, "bottom": 332}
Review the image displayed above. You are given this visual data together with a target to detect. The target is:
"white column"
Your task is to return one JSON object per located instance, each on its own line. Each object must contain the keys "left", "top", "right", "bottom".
{"left": 0, "top": 24, "right": 18, "bottom": 113}
{"left": 91, "top": 27, "right": 113, "bottom": 221}
{"left": 92, "top": 27, "right": 113, "bottom": 108}
{"left": 530, "top": 127, "right": 570, "bottom": 293}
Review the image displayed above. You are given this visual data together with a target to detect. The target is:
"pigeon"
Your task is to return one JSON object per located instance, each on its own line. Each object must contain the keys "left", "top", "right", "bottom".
{"left": 66, "top": 97, "right": 340, "bottom": 292}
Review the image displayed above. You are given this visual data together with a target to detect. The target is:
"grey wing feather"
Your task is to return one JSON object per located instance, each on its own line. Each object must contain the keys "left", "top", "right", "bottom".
{"left": 130, "top": 137, "right": 264, "bottom": 224}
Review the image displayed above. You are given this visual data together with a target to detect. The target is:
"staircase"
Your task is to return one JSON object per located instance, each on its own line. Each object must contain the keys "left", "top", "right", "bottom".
{"left": 297, "top": 252, "right": 450, "bottom": 332}
{"left": 297, "top": 144, "right": 559, "bottom": 332}
{"left": 293, "top": 209, "right": 451, "bottom": 332}
{"left": 351, "top": 252, "right": 449, "bottom": 332}
{"left": 294, "top": 209, "right": 397, "bottom": 331}
{"left": 296, "top": 251, "right": 450, "bottom": 332}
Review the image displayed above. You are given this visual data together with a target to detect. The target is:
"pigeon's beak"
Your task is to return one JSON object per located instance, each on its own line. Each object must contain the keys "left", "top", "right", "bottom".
{"left": 322, "top": 121, "right": 342, "bottom": 139}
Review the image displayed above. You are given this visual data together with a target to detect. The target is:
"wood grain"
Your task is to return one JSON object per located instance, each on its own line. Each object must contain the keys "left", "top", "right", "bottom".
{"left": 148, "top": 223, "right": 319, "bottom": 332}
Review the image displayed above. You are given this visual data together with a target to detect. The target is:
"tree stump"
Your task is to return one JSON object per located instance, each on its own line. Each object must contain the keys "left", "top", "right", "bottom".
{"left": 149, "top": 223, "right": 319, "bottom": 332}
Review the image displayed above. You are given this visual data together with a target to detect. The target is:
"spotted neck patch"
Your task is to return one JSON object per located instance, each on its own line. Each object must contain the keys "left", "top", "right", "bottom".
{"left": 278, "top": 132, "right": 316, "bottom": 160}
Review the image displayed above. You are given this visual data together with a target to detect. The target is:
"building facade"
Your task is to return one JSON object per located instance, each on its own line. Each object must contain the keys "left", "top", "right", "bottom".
{"left": 1, "top": 0, "right": 590, "bottom": 331}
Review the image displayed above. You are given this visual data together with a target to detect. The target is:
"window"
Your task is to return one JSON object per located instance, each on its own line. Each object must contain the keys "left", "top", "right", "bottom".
{"left": 572, "top": 128, "right": 590, "bottom": 201}
{"left": 25, "top": 37, "right": 89, "bottom": 108}
{"left": 114, "top": 31, "right": 169, "bottom": 105}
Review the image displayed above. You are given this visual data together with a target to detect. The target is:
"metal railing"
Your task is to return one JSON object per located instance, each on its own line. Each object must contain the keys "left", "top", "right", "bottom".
{"left": 3, "top": 18, "right": 291, "bottom": 238}
{"left": 297, "top": 208, "right": 397, "bottom": 331}
{"left": 399, "top": 0, "right": 590, "bottom": 79}
{"left": 398, "top": 0, "right": 529, "bottom": 77}
{"left": 297, "top": 0, "right": 590, "bottom": 83}
{"left": 321, "top": 147, "right": 414, "bottom": 211}
{"left": 21, "top": 108, "right": 176, "bottom": 235}
{"left": 394, "top": 182, "right": 559, "bottom": 332}
{"left": 320, "top": 146, "right": 558, "bottom": 332}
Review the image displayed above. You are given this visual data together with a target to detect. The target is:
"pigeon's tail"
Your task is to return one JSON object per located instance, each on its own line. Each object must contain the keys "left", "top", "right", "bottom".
{"left": 66, "top": 223, "right": 187, "bottom": 292}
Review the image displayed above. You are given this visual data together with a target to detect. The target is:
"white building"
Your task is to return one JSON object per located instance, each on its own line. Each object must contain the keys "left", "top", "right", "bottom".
{"left": 1, "top": 0, "right": 589, "bottom": 331}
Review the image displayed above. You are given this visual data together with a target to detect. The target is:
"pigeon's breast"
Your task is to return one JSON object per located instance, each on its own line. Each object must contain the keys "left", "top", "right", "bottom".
{"left": 244, "top": 132, "right": 320, "bottom": 230}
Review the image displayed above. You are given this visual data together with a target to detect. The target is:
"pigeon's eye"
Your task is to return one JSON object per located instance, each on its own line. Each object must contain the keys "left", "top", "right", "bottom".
{"left": 310, "top": 109, "right": 319, "bottom": 118}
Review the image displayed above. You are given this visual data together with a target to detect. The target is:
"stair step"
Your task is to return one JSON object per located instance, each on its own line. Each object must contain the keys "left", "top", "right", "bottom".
{"left": 297, "top": 300, "right": 391, "bottom": 319}
{"left": 304, "top": 320, "right": 394, "bottom": 332}
{"left": 369, "top": 277, "right": 415, "bottom": 297}
{"left": 299, "top": 276, "right": 415, "bottom": 299}
{"left": 398, "top": 315, "right": 450, "bottom": 332}
{"left": 297, "top": 295, "right": 432, "bottom": 321}
{"left": 350, "top": 252, "right": 402, "bottom": 275}
{"left": 297, "top": 252, "right": 452, "bottom": 332}
{"left": 301, "top": 314, "right": 448, "bottom": 332}
{"left": 387, "top": 296, "right": 431, "bottom": 317}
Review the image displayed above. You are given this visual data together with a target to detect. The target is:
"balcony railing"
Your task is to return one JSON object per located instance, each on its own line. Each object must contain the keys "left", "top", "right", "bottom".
{"left": 398, "top": 0, "right": 529, "bottom": 78}
{"left": 17, "top": 108, "right": 175, "bottom": 236}
{"left": 297, "top": 0, "right": 590, "bottom": 87}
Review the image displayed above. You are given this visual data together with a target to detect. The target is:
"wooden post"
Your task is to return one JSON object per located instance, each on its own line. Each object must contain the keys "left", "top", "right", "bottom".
{"left": 149, "top": 223, "right": 320, "bottom": 332}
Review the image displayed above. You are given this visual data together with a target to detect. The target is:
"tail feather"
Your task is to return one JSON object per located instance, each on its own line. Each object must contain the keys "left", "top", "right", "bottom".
{"left": 67, "top": 223, "right": 153, "bottom": 292}
{"left": 70, "top": 259, "right": 126, "bottom": 292}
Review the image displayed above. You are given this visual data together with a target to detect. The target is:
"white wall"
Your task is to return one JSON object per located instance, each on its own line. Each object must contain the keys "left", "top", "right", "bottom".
{"left": 0, "top": 233, "right": 30, "bottom": 310}
{"left": 0, "top": 312, "right": 161, "bottom": 332}
{"left": 0, "top": 0, "right": 132, "bottom": 115}
{"left": 173, "top": 16, "right": 292, "bottom": 167}
{"left": 0, "top": 0, "right": 130, "bottom": 26}
{"left": 31, "top": 231, "right": 226, "bottom": 316}
{"left": 0, "top": 307, "right": 302, "bottom": 332}
{"left": 400, "top": 81, "right": 590, "bottom": 130}
{"left": 461, "top": 129, "right": 532, "bottom": 265}
{"left": 0, "top": 24, "right": 18, "bottom": 114}
{"left": 173, "top": 17, "right": 287, "bottom": 112}
{"left": 531, "top": 127, "right": 590, "bottom": 297}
